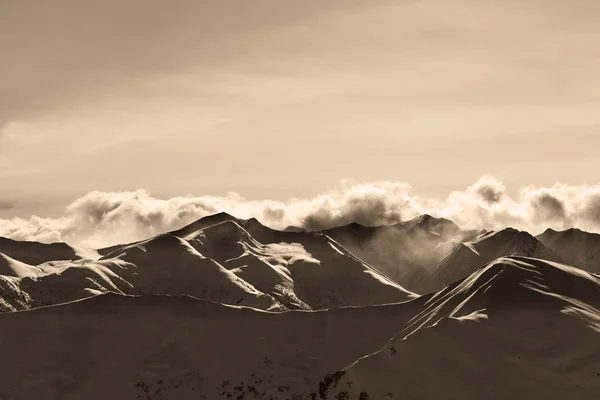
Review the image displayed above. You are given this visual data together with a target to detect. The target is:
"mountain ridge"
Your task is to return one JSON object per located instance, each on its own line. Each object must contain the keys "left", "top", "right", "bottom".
{"left": 1, "top": 214, "right": 416, "bottom": 312}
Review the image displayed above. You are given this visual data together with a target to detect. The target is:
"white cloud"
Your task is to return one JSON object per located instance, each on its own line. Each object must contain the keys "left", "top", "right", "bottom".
{"left": 0, "top": 216, "right": 67, "bottom": 244}
{"left": 1, "top": 177, "right": 600, "bottom": 248}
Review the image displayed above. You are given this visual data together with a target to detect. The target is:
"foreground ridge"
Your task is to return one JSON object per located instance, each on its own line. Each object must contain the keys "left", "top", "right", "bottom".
{"left": 0, "top": 256, "right": 598, "bottom": 399}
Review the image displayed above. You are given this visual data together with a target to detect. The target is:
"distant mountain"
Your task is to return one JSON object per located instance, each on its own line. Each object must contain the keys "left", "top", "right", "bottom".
{"left": 5, "top": 211, "right": 600, "bottom": 313}
{"left": 162, "top": 216, "right": 415, "bottom": 309}
{"left": 411, "top": 228, "right": 563, "bottom": 294}
{"left": 538, "top": 228, "right": 600, "bottom": 274}
{"left": 1, "top": 213, "right": 415, "bottom": 311}
{"left": 0, "top": 237, "right": 80, "bottom": 265}
{"left": 324, "top": 214, "right": 478, "bottom": 292}
{"left": 404, "top": 214, "right": 463, "bottom": 236}
{"left": 1, "top": 256, "right": 598, "bottom": 399}
{"left": 99, "top": 233, "right": 282, "bottom": 311}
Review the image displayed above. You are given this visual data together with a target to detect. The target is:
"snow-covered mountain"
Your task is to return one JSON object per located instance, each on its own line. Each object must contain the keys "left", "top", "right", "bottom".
{"left": 0, "top": 213, "right": 415, "bottom": 312}
{"left": 409, "top": 227, "right": 564, "bottom": 294}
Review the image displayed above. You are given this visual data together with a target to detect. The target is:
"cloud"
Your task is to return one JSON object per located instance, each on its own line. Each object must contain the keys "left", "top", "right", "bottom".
{"left": 1, "top": 176, "right": 600, "bottom": 248}
{"left": 0, "top": 216, "right": 66, "bottom": 243}
{"left": 526, "top": 189, "right": 571, "bottom": 226}
{"left": 52, "top": 181, "right": 417, "bottom": 247}
{"left": 468, "top": 175, "right": 505, "bottom": 204}
{"left": 579, "top": 188, "right": 600, "bottom": 225}
{"left": 300, "top": 181, "right": 414, "bottom": 230}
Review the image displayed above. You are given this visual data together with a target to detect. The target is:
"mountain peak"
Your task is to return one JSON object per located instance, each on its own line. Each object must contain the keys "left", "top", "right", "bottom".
{"left": 328, "top": 221, "right": 370, "bottom": 231}
{"left": 407, "top": 214, "right": 433, "bottom": 226}
{"left": 405, "top": 214, "right": 461, "bottom": 236}
{"left": 240, "top": 217, "right": 275, "bottom": 233}
{"left": 403, "top": 255, "right": 600, "bottom": 337}
{"left": 171, "top": 212, "right": 241, "bottom": 237}
{"left": 564, "top": 227, "right": 585, "bottom": 235}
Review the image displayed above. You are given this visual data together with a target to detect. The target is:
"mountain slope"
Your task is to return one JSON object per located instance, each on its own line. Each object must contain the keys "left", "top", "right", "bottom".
{"left": 0, "top": 252, "right": 41, "bottom": 278}
{"left": 101, "top": 233, "right": 283, "bottom": 310}
{"left": 538, "top": 228, "right": 600, "bottom": 274}
{"left": 324, "top": 214, "right": 477, "bottom": 292}
{"left": 13, "top": 259, "right": 135, "bottom": 308}
{"left": 411, "top": 228, "right": 564, "bottom": 294}
{"left": 156, "top": 218, "right": 415, "bottom": 309}
{"left": 0, "top": 237, "right": 80, "bottom": 265}
{"left": 0, "top": 275, "right": 29, "bottom": 312}
{"left": 324, "top": 256, "right": 600, "bottom": 400}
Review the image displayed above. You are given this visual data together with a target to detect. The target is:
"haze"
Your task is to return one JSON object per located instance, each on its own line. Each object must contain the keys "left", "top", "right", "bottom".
{"left": 1, "top": 0, "right": 599, "bottom": 220}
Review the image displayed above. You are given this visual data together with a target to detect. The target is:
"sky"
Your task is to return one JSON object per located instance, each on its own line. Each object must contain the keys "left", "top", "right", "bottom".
{"left": 1, "top": 0, "right": 599, "bottom": 245}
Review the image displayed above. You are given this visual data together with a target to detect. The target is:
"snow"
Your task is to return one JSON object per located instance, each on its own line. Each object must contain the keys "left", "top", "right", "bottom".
{"left": 0, "top": 253, "right": 41, "bottom": 278}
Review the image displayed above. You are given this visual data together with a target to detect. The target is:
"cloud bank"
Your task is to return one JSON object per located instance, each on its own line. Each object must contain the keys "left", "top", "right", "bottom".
{"left": 1, "top": 176, "right": 600, "bottom": 248}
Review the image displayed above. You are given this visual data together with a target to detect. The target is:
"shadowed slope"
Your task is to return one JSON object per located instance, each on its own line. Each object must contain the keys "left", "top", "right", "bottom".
{"left": 324, "top": 214, "right": 478, "bottom": 292}
{"left": 538, "top": 228, "right": 600, "bottom": 274}
{"left": 0, "top": 293, "right": 422, "bottom": 400}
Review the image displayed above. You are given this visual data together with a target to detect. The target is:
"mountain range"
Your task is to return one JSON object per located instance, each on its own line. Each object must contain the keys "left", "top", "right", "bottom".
{"left": 0, "top": 212, "right": 599, "bottom": 399}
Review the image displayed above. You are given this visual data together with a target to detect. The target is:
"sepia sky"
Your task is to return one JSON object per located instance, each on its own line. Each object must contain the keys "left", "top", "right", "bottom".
{"left": 1, "top": 0, "right": 600, "bottom": 221}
